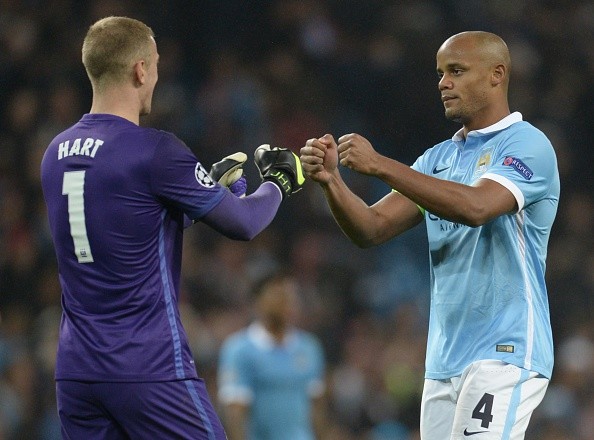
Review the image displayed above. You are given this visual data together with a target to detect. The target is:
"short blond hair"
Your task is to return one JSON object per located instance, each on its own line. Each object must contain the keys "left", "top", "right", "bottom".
{"left": 82, "top": 16, "right": 155, "bottom": 91}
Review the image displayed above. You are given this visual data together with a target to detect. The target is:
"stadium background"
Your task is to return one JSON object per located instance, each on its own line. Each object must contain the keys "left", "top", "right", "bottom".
{"left": 0, "top": 0, "right": 593, "bottom": 439}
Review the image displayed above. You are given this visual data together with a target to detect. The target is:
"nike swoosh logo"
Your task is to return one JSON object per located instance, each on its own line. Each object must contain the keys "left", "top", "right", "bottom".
{"left": 432, "top": 165, "right": 450, "bottom": 174}
{"left": 463, "top": 428, "right": 488, "bottom": 436}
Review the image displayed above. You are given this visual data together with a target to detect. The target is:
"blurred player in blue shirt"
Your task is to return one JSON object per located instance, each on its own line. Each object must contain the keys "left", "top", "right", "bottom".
{"left": 218, "top": 271, "right": 327, "bottom": 440}
{"left": 301, "top": 31, "right": 559, "bottom": 440}
{"left": 41, "top": 16, "right": 302, "bottom": 440}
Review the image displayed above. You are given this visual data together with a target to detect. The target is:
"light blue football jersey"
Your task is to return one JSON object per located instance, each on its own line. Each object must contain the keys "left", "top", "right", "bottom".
{"left": 411, "top": 112, "right": 559, "bottom": 379}
{"left": 217, "top": 323, "right": 325, "bottom": 440}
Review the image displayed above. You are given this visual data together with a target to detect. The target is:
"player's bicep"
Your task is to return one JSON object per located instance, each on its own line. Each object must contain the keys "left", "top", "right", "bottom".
{"left": 472, "top": 177, "right": 518, "bottom": 219}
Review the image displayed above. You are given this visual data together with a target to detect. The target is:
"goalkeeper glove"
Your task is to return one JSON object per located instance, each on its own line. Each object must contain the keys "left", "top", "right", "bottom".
{"left": 209, "top": 152, "right": 248, "bottom": 197}
{"left": 254, "top": 144, "right": 305, "bottom": 199}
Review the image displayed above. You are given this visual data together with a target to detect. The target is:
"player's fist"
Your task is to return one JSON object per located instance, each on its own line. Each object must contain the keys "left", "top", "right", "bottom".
{"left": 254, "top": 144, "right": 304, "bottom": 199}
{"left": 209, "top": 152, "right": 247, "bottom": 187}
{"left": 300, "top": 134, "right": 338, "bottom": 184}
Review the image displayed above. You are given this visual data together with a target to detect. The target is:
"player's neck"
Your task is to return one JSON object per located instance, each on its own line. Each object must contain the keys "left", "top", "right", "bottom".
{"left": 263, "top": 322, "right": 288, "bottom": 343}
{"left": 90, "top": 88, "right": 141, "bottom": 125}
{"left": 463, "top": 105, "right": 510, "bottom": 138}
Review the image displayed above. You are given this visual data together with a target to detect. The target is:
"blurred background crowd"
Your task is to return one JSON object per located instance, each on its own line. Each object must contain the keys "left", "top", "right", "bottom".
{"left": 1, "top": 0, "right": 593, "bottom": 439}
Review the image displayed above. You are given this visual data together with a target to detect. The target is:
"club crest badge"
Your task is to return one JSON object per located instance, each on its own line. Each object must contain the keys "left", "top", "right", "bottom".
{"left": 473, "top": 146, "right": 493, "bottom": 177}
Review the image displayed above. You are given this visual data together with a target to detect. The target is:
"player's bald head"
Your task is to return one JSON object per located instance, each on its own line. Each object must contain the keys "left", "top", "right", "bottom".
{"left": 439, "top": 31, "right": 511, "bottom": 82}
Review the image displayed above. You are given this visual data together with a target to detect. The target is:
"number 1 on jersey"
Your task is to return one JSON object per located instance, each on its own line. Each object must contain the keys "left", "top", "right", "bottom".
{"left": 62, "top": 171, "right": 94, "bottom": 263}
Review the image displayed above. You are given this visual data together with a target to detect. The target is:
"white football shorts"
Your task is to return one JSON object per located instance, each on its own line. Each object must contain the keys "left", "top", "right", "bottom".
{"left": 420, "top": 359, "right": 549, "bottom": 440}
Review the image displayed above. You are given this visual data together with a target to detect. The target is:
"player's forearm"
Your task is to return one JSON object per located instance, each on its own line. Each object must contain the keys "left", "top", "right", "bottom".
{"left": 320, "top": 174, "right": 388, "bottom": 248}
{"left": 224, "top": 422, "right": 246, "bottom": 440}
{"left": 375, "top": 156, "right": 492, "bottom": 227}
{"left": 222, "top": 404, "right": 248, "bottom": 440}
{"left": 202, "top": 182, "right": 282, "bottom": 240}
{"left": 311, "top": 396, "right": 329, "bottom": 439}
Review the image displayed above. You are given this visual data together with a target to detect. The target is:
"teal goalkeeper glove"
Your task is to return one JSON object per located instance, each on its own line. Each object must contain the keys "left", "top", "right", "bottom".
{"left": 254, "top": 144, "right": 305, "bottom": 199}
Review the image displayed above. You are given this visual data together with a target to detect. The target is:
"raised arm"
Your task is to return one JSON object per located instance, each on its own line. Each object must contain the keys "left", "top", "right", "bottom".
{"left": 336, "top": 133, "right": 517, "bottom": 227}
{"left": 300, "top": 134, "right": 423, "bottom": 248}
{"left": 201, "top": 181, "right": 281, "bottom": 241}
{"left": 201, "top": 144, "right": 304, "bottom": 240}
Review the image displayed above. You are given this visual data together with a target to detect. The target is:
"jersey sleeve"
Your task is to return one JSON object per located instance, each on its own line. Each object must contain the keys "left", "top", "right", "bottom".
{"left": 411, "top": 151, "right": 429, "bottom": 175}
{"left": 306, "top": 335, "right": 326, "bottom": 398}
{"left": 217, "top": 336, "right": 254, "bottom": 405}
{"left": 150, "top": 132, "right": 226, "bottom": 220}
{"left": 395, "top": 149, "right": 433, "bottom": 216}
{"left": 480, "top": 128, "right": 558, "bottom": 212}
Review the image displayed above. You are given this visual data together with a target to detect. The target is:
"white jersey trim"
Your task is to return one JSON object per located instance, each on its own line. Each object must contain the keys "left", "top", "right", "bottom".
{"left": 480, "top": 173, "right": 525, "bottom": 212}
{"left": 452, "top": 112, "right": 523, "bottom": 141}
{"left": 218, "top": 385, "right": 254, "bottom": 405}
{"left": 515, "top": 211, "right": 534, "bottom": 371}
{"left": 247, "top": 322, "right": 298, "bottom": 350}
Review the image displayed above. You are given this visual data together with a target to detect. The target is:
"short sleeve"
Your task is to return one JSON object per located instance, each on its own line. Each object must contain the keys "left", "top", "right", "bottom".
{"left": 307, "top": 336, "right": 326, "bottom": 398}
{"left": 398, "top": 147, "right": 439, "bottom": 216}
{"left": 217, "top": 337, "right": 254, "bottom": 405}
{"left": 411, "top": 153, "right": 427, "bottom": 175}
{"left": 480, "top": 127, "right": 558, "bottom": 212}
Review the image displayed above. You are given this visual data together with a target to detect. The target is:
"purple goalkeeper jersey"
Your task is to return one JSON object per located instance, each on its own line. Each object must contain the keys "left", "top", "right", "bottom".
{"left": 41, "top": 113, "right": 227, "bottom": 382}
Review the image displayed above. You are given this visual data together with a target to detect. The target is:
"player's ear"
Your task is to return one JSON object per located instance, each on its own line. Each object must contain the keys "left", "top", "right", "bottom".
{"left": 491, "top": 64, "right": 506, "bottom": 86}
{"left": 133, "top": 60, "right": 146, "bottom": 87}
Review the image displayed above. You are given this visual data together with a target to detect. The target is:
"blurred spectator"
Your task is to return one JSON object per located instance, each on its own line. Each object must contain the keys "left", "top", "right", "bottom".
{"left": 218, "top": 271, "right": 328, "bottom": 439}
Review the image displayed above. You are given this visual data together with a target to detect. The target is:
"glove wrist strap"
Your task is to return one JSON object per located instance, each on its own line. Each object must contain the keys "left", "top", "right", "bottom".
{"left": 264, "top": 170, "right": 292, "bottom": 198}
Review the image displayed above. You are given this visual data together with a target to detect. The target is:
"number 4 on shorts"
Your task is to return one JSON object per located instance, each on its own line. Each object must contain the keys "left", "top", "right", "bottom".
{"left": 472, "top": 393, "right": 494, "bottom": 428}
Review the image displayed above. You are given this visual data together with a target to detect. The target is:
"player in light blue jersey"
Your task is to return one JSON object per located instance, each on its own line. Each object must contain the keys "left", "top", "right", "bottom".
{"left": 300, "top": 31, "right": 559, "bottom": 440}
{"left": 217, "top": 271, "right": 327, "bottom": 440}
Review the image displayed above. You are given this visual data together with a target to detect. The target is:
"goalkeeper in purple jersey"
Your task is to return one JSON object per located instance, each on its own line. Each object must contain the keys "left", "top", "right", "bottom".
{"left": 40, "top": 16, "right": 303, "bottom": 440}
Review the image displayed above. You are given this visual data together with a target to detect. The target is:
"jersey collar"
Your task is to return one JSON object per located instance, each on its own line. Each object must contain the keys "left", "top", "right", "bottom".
{"left": 452, "top": 112, "right": 523, "bottom": 142}
{"left": 247, "top": 322, "right": 297, "bottom": 350}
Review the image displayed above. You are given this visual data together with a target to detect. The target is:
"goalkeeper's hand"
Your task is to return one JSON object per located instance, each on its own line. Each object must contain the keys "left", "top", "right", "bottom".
{"left": 209, "top": 152, "right": 247, "bottom": 197}
{"left": 254, "top": 144, "right": 305, "bottom": 199}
